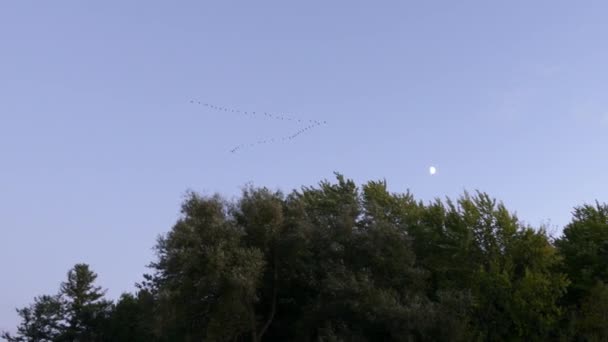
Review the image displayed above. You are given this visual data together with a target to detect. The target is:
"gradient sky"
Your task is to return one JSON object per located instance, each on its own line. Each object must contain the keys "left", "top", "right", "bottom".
{"left": 1, "top": 1, "right": 607, "bottom": 331}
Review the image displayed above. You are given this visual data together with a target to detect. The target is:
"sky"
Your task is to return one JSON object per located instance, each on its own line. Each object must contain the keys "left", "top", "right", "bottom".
{"left": 1, "top": 0, "right": 607, "bottom": 331}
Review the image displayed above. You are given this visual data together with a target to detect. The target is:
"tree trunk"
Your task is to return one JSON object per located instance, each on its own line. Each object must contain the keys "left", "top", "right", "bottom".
{"left": 258, "top": 254, "right": 278, "bottom": 340}
{"left": 250, "top": 304, "right": 259, "bottom": 342}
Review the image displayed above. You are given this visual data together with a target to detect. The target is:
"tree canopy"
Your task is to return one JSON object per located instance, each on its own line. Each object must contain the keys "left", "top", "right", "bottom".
{"left": 3, "top": 174, "right": 607, "bottom": 341}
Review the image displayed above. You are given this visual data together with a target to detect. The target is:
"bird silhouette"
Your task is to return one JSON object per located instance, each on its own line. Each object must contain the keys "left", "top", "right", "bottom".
{"left": 192, "top": 100, "right": 327, "bottom": 153}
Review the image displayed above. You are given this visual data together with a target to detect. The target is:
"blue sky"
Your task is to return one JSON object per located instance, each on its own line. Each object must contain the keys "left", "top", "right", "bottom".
{"left": 1, "top": 1, "right": 607, "bottom": 330}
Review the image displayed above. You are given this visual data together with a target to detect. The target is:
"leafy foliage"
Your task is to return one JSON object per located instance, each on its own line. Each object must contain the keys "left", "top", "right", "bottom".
{"left": 556, "top": 202, "right": 608, "bottom": 341}
{"left": 2, "top": 175, "right": 605, "bottom": 341}
{"left": 3, "top": 264, "right": 110, "bottom": 342}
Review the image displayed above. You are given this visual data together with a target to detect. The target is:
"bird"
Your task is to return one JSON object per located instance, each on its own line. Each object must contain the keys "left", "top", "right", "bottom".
{"left": 191, "top": 100, "right": 327, "bottom": 152}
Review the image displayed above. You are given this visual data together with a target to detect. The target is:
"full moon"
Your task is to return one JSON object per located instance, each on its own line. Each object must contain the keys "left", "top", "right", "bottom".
{"left": 429, "top": 166, "right": 437, "bottom": 175}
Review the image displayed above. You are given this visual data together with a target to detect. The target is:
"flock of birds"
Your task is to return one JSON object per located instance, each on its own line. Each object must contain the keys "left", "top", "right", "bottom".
{"left": 190, "top": 100, "right": 327, "bottom": 153}
{"left": 189, "top": 100, "right": 439, "bottom": 175}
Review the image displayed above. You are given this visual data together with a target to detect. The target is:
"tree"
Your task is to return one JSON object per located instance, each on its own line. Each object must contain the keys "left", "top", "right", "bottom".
{"left": 404, "top": 192, "right": 568, "bottom": 341}
{"left": 556, "top": 202, "right": 608, "bottom": 341}
{"left": 1, "top": 295, "right": 63, "bottom": 342}
{"left": 281, "top": 176, "right": 443, "bottom": 341}
{"left": 150, "top": 192, "right": 266, "bottom": 341}
{"left": 59, "top": 263, "right": 112, "bottom": 341}
{"left": 104, "top": 291, "right": 155, "bottom": 342}
{"left": 232, "top": 186, "right": 294, "bottom": 341}
{"left": 2, "top": 264, "right": 110, "bottom": 342}
{"left": 575, "top": 281, "right": 608, "bottom": 341}
{"left": 557, "top": 202, "right": 608, "bottom": 300}
{"left": 4, "top": 175, "right": 602, "bottom": 341}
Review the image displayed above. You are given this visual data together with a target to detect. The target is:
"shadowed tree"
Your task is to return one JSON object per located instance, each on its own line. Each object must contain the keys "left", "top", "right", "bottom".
{"left": 401, "top": 191, "right": 568, "bottom": 341}
{"left": 556, "top": 202, "right": 608, "bottom": 341}
{"left": 59, "top": 264, "right": 112, "bottom": 341}
{"left": 2, "top": 175, "right": 598, "bottom": 341}
{"left": 149, "top": 192, "right": 266, "bottom": 341}
{"left": 104, "top": 290, "right": 156, "bottom": 342}
{"left": 1, "top": 295, "right": 64, "bottom": 342}
{"left": 557, "top": 202, "right": 608, "bottom": 300}
{"left": 2, "top": 264, "right": 111, "bottom": 342}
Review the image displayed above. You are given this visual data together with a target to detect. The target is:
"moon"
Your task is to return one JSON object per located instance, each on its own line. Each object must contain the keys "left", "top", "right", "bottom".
{"left": 429, "top": 166, "right": 437, "bottom": 175}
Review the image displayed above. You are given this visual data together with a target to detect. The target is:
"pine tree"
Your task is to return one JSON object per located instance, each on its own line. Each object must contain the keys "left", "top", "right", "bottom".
{"left": 59, "top": 264, "right": 112, "bottom": 341}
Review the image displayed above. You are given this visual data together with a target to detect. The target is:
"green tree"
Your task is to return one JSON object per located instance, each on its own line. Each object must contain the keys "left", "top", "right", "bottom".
{"left": 575, "top": 281, "right": 608, "bottom": 341}
{"left": 1, "top": 295, "right": 64, "bottom": 342}
{"left": 557, "top": 202, "right": 608, "bottom": 300}
{"left": 2, "top": 264, "right": 110, "bottom": 342}
{"left": 556, "top": 202, "right": 608, "bottom": 341}
{"left": 59, "top": 263, "right": 112, "bottom": 341}
{"left": 281, "top": 176, "right": 440, "bottom": 341}
{"left": 405, "top": 192, "right": 568, "bottom": 341}
{"left": 232, "top": 186, "right": 299, "bottom": 341}
{"left": 3, "top": 175, "right": 593, "bottom": 341}
{"left": 104, "top": 291, "right": 155, "bottom": 342}
{"left": 150, "top": 192, "right": 266, "bottom": 341}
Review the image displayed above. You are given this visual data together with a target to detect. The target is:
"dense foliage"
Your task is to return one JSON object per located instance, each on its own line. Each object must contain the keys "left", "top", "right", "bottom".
{"left": 3, "top": 174, "right": 608, "bottom": 341}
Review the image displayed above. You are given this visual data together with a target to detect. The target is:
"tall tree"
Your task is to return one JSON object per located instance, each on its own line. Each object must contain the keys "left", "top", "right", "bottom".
{"left": 2, "top": 264, "right": 110, "bottom": 342}
{"left": 557, "top": 202, "right": 608, "bottom": 300}
{"left": 1, "top": 295, "right": 64, "bottom": 342}
{"left": 405, "top": 192, "right": 568, "bottom": 340}
{"left": 4, "top": 176, "right": 601, "bottom": 341}
{"left": 104, "top": 291, "right": 156, "bottom": 342}
{"left": 556, "top": 202, "right": 608, "bottom": 340}
{"left": 150, "top": 192, "right": 266, "bottom": 341}
{"left": 59, "top": 263, "right": 112, "bottom": 341}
